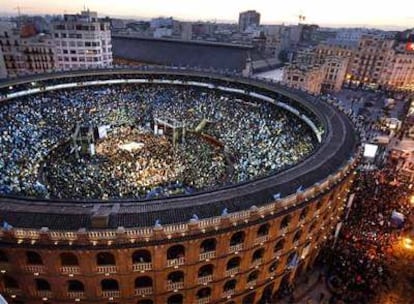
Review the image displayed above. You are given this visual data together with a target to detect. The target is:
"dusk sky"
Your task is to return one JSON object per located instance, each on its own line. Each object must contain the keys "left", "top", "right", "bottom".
{"left": 1, "top": 0, "right": 413, "bottom": 29}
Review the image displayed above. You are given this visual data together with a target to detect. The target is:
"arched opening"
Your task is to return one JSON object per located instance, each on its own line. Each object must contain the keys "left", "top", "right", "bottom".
{"left": 60, "top": 253, "right": 79, "bottom": 266}
{"left": 198, "top": 264, "right": 213, "bottom": 278}
{"left": 242, "top": 292, "right": 256, "bottom": 304}
{"left": 132, "top": 250, "right": 151, "bottom": 264}
{"left": 280, "top": 215, "right": 291, "bottom": 229}
{"left": 275, "top": 273, "right": 292, "bottom": 299}
{"left": 226, "top": 257, "right": 241, "bottom": 270}
{"left": 308, "top": 221, "right": 317, "bottom": 233}
{"left": 137, "top": 300, "right": 153, "bottom": 304}
{"left": 269, "top": 261, "right": 279, "bottom": 273}
{"left": 223, "top": 279, "right": 236, "bottom": 292}
{"left": 26, "top": 251, "right": 43, "bottom": 265}
{"left": 167, "top": 271, "right": 184, "bottom": 283}
{"left": 167, "top": 294, "right": 183, "bottom": 304}
{"left": 3, "top": 275, "right": 19, "bottom": 289}
{"left": 0, "top": 250, "right": 8, "bottom": 262}
{"left": 299, "top": 206, "right": 309, "bottom": 220}
{"left": 287, "top": 251, "right": 299, "bottom": 269}
{"left": 252, "top": 248, "right": 264, "bottom": 262}
{"left": 134, "top": 276, "right": 153, "bottom": 288}
{"left": 274, "top": 239, "right": 285, "bottom": 252}
{"left": 67, "top": 280, "right": 84, "bottom": 292}
{"left": 101, "top": 279, "right": 119, "bottom": 291}
{"left": 200, "top": 238, "right": 216, "bottom": 252}
{"left": 293, "top": 230, "right": 302, "bottom": 243}
{"left": 259, "top": 283, "right": 274, "bottom": 304}
{"left": 196, "top": 287, "right": 211, "bottom": 300}
{"left": 316, "top": 200, "right": 323, "bottom": 210}
{"left": 167, "top": 245, "right": 185, "bottom": 260}
{"left": 35, "top": 278, "right": 51, "bottom": 291}
{"left": 247, "top": 270, "right": 259, "bottom": 283}
{"left": 257, "top": 223, "right": 269, "bottom": 236}
{"left": 96, "top": 252, "right": 116, "bottom": 266}
{"left": 229, "top": 231, "right": 245, "bottom": 246}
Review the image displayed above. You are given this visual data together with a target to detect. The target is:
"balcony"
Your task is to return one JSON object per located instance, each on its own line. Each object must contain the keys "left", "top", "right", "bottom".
{"left": 134, "top": 287, "right": 153, "bottom": 296}
{"left": 68, "top": 291, "right": 85, "bottom": 299}
{"left": 166, "top": 281, "right": 184, "bottom": 291}
{"left": 254, "top": 235, "right": 269, "bottom": 245}
{"left": 247, "top": 280, "right": 257, "bottom": 288}
{"left": 102, "top": 290, "right": 120, "bottom": 298}
{"left": 4, "top": 288, "right": 22, "bottom": 296}
{"left": 0, "top": 262, "right": 11, "bottom": 272}
{"left": 251, "top": 258, "right": 262, "bottom": 267}
{"left": 199, "top": 251, "right": 215, "bottom": 261}
{"left": 225, "top": 267, "right": 239, "bottom": 277}
{"left": 96, "top": 265, "right": 117, "bottom": 274}
{"left": 60, "top": 266, "right": 81, "bottom": 274}
{"left": 228, "top": 244, "right": 243, "bottom": 253}
{"left": 35, "top": 290, "right": 52, "bottom": 298}
{"left": 280, "top": 226, "right": 288, "bottom": 235}
{"left": 132, "top": 263, "right": 152, "bottom": 272}
{"left": 197, "top": 275, "right": 213, "bottom": 285}
{"left": 24, "top": 264, "right": 45, "bottom": 273}
{"left": 274, "top": 249, "right": 283, "bottom": 257}
{"left": 222, "top": 289, "right": 235, "bottom": 298}
{"left": 167, "top": 257, "right": 185, "bottom": 267}
{"left": 197, "top": 296, "right": 211, "bottom": 304}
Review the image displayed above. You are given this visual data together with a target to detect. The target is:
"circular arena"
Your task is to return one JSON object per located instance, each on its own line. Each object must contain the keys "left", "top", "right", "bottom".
{"left": 0, "top": 69, "right": 361, "bottom": 304}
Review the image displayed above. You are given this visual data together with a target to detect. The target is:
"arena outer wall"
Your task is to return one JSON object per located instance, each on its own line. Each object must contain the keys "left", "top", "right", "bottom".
{"left": 0, "top": 69, "right": 361, "bottom": 304}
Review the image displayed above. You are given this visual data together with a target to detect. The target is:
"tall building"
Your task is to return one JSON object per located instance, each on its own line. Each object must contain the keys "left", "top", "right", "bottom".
{"left": 347, "top": 35, "right": 394, "bottom": 87}
{"left": 52, "top": 10, "right": 112, "bottom": 70}
{"left": 347, "top": 35, "right": 414, "bottom": 90}
{"left": 238, "top": 10, "right": 260, "bottom": 32}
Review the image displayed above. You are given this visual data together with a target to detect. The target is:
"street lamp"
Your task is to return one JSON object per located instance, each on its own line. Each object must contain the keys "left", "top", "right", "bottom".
{"left": 403, "top": 237, "right": 413, "bottom": 250}
{"left": 410, "top": 195, "right": 414, "bottom": 206}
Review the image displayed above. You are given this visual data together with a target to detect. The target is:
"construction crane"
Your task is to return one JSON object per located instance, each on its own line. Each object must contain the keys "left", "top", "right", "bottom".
{"left": 14, "top": 5, "right": 33, "bottom": 17}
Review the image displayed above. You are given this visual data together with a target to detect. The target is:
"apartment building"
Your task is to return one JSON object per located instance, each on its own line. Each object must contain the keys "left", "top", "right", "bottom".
{"left": 0, "top": 22, "right": 55, "bottom": 78}
{"left": 52, "top": 10, "right": 112, "bottom": 70}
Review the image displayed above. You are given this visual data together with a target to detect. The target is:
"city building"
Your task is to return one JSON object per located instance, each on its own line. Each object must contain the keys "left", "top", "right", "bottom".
{"left": 283, "top": 44, "right": 351, "bottom": 94}
{"left": 0, "top": 69, "right": 360, "bottom": 304}
{"left": 347, "top": 35, "right": 414, "bottom": 90}
{"left": 283, "top": 62, "right": 325, "bottom": 94}
{"left": 238, "top": 10, "right": 260, "bottom": 32}
{"left": 0, "top": 21, "right": 26, "bottom": 77}
{"left": 346, "top": 35, "right": 394, "bottom": 88}
{"left": 19, "top": 34, "right": 55, "bottom": 74}
{"left": 381, "top": 42, "right": 414, "bottom": 91}
{"left": 180, "top": 22, "right": 192, "bottom": 41}
{"left": 0, "top": 21, "right": 55, "bottom": 78}
{"left": 52, "top": 10, "right": 112, "bottom": 70}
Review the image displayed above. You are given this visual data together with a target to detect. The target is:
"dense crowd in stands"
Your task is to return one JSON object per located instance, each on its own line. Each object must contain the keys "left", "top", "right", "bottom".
{"left": 317, "top": 165, "right": 413, "bottom": 303}
{"left": 0, "top": 83, "right": 317, "bottom": 199}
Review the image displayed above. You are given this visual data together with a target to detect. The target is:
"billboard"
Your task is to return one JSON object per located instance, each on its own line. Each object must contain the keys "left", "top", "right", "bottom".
{"left": 364, "top": 143, "right": 379, "bottom": 158}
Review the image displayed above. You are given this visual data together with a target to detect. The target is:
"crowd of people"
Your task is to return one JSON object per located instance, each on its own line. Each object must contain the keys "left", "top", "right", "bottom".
{"left": 317, "top": 165, "right": 413, "bottom": 303}
{"left": 0, "top": 83, "right": 317, "bottom": 199}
